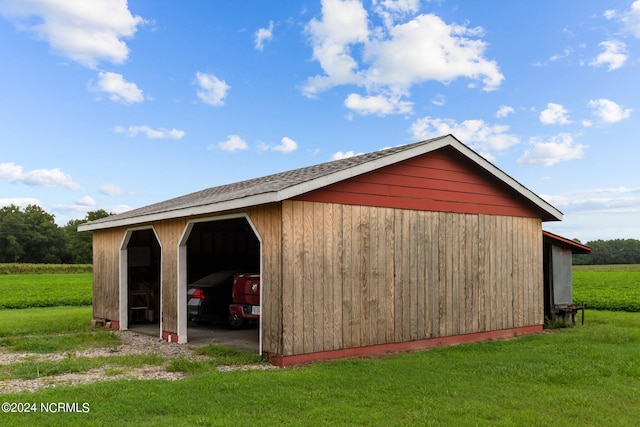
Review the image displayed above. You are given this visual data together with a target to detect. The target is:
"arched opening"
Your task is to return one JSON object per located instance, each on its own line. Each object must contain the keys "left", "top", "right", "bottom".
{"left": 121, "top": 228, "right": 161, "bottom": 336}
{"left": 177, "top": 214, "right": 261, "bottom": 352}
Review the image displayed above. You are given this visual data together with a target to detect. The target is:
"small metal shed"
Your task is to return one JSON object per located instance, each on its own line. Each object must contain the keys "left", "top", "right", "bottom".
{"left": 542, "top": 230, "right": 592, "bottom": 324}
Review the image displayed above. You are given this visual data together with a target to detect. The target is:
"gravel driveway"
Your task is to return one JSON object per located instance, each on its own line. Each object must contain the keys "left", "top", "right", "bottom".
{"left": 0, "top": 330, "right": 270, "bottom": 395}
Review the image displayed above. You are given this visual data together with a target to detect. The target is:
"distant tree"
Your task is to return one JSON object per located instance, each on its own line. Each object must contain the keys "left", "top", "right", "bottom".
{"left": 63, "top": 209, "right": 112, "bottom": 263}
{"left": 0, "top": 205, "right": 25, "bottom": 262}
{"left": 21, "top": 205, "right": 65, "bottom": 263}
{"left": 0, "top": 205, "right": 113, "bottom": 264}
{"left": 573, "top": 238, "right": 640, "bottom": 265}
{"left": 0, "top": 204, "right": 65, "bottom": 263}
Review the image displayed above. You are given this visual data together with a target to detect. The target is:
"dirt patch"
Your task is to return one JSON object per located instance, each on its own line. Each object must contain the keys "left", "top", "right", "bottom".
{"left": 1, "top": 366, "right": 188, "bottom": 395}
{"left": 0, "top": 330, "right": 273, "bottom": 395}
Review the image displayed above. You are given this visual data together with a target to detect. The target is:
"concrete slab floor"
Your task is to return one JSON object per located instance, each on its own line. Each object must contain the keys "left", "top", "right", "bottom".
{"left": 128, "top": 322, "right": 259, "bottom": 353}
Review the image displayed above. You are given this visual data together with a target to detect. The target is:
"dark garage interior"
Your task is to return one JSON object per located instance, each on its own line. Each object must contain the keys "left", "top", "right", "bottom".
{"left": 186, "top": 218, "right": 260, "bottom": 283}
{"left": 185, "top": 217, "right": 260, "bottom": 350}
{"left": 127, "top": 229, "right": 161, "bottom": 332}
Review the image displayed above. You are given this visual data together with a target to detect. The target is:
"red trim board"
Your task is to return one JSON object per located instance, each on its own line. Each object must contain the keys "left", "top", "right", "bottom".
{"left": 268, "top": 325, "right": 542, "bottom": 367}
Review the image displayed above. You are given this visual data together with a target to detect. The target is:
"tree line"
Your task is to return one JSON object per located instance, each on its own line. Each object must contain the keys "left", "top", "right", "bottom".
{"left": 0, "top": 204, "right": 111, "bottom": 264}
{"left": 573, "top": 238, "right": 640, "bottom": 265}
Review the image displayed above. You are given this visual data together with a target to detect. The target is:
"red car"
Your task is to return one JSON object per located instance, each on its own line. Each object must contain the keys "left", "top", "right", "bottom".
{"left": 228, "top": 273, "right": 260, "bottom": 329}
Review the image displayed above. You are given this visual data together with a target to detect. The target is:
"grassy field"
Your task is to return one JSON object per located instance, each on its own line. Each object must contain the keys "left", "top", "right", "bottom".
{"left": 0, "top": 273, "right": 92, "bottom": 309}
{"left": 0, "top": 264, "right": 92, "bottom": 275}
{"left": 573, "top": 264, "right": 640, "bottom": 312}
{"left": 1, "top": 265, "right": 640, "bottom": 425}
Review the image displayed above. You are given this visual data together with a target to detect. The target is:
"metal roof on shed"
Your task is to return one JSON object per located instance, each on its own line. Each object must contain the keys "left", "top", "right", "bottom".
{"left": 78, "top": 134, "right": 563, "bottom": 232}
{"left": 543, "top": 230, "right": 592, "bottom": 254}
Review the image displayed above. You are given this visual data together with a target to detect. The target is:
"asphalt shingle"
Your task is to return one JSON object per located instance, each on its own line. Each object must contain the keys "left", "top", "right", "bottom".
{"left": 85, "top": 137, "right": 445, "bottom": 226}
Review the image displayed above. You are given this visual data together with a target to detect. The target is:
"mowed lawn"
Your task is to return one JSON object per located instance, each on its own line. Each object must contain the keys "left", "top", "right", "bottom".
{"left": 1, "top": 310, "right": 639, "bottom": 426}
{"left": 0, "top": 266, "right": 639, "bottom": 425}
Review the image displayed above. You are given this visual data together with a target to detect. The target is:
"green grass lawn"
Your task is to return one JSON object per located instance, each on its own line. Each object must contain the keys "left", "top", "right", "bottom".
{"left": 0, "top": 273, "right": 92, "bottom": 309}
{"left": 0, "top": 310, "right": 638, "bottom": 426}
{"left": 573, "top": 264, "right": 640, "bottom": 312}
{"left": 0, "top": 306, "right": 119, "bottom": 353}
{"left": 0, "top": 306, "right": 94, "bottom": 337}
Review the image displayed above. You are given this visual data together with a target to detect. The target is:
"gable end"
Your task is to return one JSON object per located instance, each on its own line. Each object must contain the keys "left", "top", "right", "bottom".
{"left": 294, "top": 146, "right": 549, "bottom": 219}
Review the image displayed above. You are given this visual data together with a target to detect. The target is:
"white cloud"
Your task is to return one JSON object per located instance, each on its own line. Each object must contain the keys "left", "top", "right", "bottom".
{"left": 544, "top": 185, "right": 640, "bottom": 240}
{"left": 344, "top": 92, "right": 412, "bottom": 115}
{"left": 549, "top": 48, "right": 573, "bottom": 63}
{"left": 533, "top": 47, "right": 574, "bottom": 67}
{"left": 431, "top": 94, "right": 446, "bottom": 106}
{"left": 254, "top": 20, "right": 274, "bottom": 51}
{"left": 604, "top": 10, "right": 617, "bottom": 20}
{"left": 539, "top": 103, "right": 571, "bottom": 125}
{"left": 0, "top": 0, "right": 145, "bottom": 68}
{"left": 588, "top": 98, "right": 632, "bottom": 123}
{"left": 0, "top": 162, "right": 23, "bottom": 181}
{"left": 576, "top": 186, "right": 640, "bottom": 195}
{"left": 99, "top": 183, "right": 130, "bottom": 196}
{"left": 590, "top": 40, "right": 628, "bottom": 71}
{"left": 622, "top": 0, "right": 640, "bottom": 38}
{"left": 195, "top": 71, "right": 230, "bottom": 106}
{"left": 496, "top": 105, "right": 514, "bottom": 118}
{"left": 76, "top": 195, "right": 96, "bottom": 206}
{"left": 304, "top": 0, "right": 369, "bottom": 96}
{"left": 114, "top": 125, "right": 185, "bottom": 139}
{"left": 517, "top": 133, "right": 585, "bottom": 166}
{"left": 91, "top": 71, "right": 144, "bottom": 104}
{"left": 0, "top": 197, "right": 41, "bottom": 208}
{"left": 542, "top": 187, "right": 640, "bottom": 215}
{"left": 364, "top": 14, "right": 503, "bottom": 91}
{"left": 256, "top": 141, "right": 270, "bottom": 153}
{"left": 215, "top": 135, "right": 248, "bottom": 152}
{"left": 259, "top": 136, "right": 300, "bottom": 153}
{"left": 272, "top": 137, "right": 298, "bottom": 153}
{"left": 303, "top": 1, "right": 503, "bottom": 116}
{"left": 111, "top": 204, "right": 132, "bottom": 214}
{"left": 0, "top": 162, "right": 80, "bottom": 189}
{"left": 373, "top": 0, "right": 420, "bottom": 27}
{"left": 410, "top": 116, "right": 519, "bottom": 153}
{"left": 332, "top": 150, "right": 363, "bottom": 160}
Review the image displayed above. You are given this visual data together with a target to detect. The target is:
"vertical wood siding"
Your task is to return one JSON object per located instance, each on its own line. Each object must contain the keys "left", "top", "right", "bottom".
{"left": 280, "top": 200, "right": 542, "bottom": 356}
{"left": 92, "top": 198, "right": 543, "bottom": 358}
{"left": 92, "top": 229, "right": 123, "bottom": 321}
{"left": 153, "top": 218, "right": 186, "bottom": 334}
{"left": 246, "top": 204, "right": 283, "bottom": 355}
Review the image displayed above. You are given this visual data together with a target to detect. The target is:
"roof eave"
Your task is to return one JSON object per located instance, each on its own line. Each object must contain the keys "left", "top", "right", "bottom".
{"left": 77, "top": 192, "right": 280, "bottom": 232}
{"left": 78, "top": 134, "right": 563, "bottom": 231}
{"left": 543, "top": 230, "right": 592, "bottom": 254}
{"left": 277, "top": 135, "right": 454, "bottom": 200}
{"left": 449, "top": 139, "right": 563, "bottom": 222}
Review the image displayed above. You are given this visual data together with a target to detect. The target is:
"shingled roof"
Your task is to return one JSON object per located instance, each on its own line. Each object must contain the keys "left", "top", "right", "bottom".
{"left": 78, "top": 134, "right": 562, "bottom": 231}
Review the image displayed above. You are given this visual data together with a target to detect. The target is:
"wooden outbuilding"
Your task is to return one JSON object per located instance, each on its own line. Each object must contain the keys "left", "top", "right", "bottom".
{"left": 542, "top": 231, "right": 591, "bottom": 324}
{"left": 79, "top": 134, "right": 564, "bottom": 365}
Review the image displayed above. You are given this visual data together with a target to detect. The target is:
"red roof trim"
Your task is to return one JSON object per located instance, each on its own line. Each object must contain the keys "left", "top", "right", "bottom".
{"left": 543, "top": 230, "right": 592, "bottom": 254}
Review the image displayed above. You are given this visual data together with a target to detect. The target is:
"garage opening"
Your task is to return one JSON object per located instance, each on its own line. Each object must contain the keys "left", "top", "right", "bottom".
{"left": 184, "top": 216, "right": 260, "bottom": 351}
{"left": 126, "top": 229, "right": 161, "bottom": 335}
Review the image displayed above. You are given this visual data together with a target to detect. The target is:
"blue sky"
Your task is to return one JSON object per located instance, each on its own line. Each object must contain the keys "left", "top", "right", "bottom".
{"left": 1, "top": 0, "right": 639, "bottom": 242}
